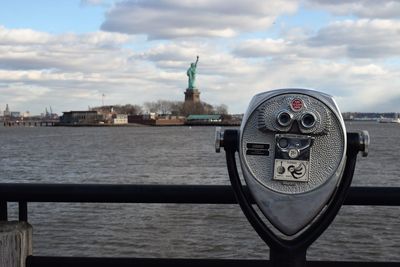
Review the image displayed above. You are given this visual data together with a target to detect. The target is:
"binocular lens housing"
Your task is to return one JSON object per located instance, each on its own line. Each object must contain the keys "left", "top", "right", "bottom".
{"left": 301, "top": 113, "right": 316, "bottom": 128}
{"left": 277, "top": 111, "right": 293, "bottom": 127}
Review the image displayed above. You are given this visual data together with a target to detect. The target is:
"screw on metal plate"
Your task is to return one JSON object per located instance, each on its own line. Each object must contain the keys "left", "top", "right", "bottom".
{"left": 360, "top": 130, "right": 370, "bottom": 157}
{"left": 215, "top": 127, "right": 224, "bottom": 153}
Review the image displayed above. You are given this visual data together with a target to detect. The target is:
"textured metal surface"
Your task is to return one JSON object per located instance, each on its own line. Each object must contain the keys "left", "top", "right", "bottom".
{"left": 242, "top": 92, "right": 345, "bottom": 194}
{"left": 238, "top": 89, "right": 347, "bottom": 235}
{"left": 257, "top": 94, "right": 331, "bottom": 135}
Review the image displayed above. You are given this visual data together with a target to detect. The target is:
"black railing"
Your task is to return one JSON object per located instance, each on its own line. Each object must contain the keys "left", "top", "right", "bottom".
{"left": 24, "top": 256, "right": 400, "bottom": 267}
{"left": 0, "top": 183, "right": 399, "bottom": 266}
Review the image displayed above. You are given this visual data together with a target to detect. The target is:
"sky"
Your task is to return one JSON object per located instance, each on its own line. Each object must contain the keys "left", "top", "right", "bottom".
{"left": 1, "top": 0, "right": 400, "bottom": 115}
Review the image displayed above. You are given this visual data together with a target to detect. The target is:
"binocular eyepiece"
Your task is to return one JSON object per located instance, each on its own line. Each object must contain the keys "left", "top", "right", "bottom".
{"left": 276, "top": 110, "right": 317, "bottom": 129}
{"left": 276, "top": 111, "right": 292, "bottom": 127}
{"left": 300, "top": 112, "right": 316, "bottom": 128}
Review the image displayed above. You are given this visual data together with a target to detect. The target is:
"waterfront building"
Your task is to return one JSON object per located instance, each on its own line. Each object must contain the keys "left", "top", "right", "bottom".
{"left": 127, "top": 114, "right": 185, "bottom": 126}
{"left": 59, "top": 111, "right": 101, "bottom": 125}
{"left": 186, "top": 114, "right": 222, "bottom": 123}
{"left": 143, "top": 113, "right": 157, "bottom": 120}
{"left": 3, "top": 104, "right": 10, "bottom": 117}
{"left": 113, "top": 114, "right": 128, "bottom": 124}
{"left": 3, "top": 105, "right": 22, "bottom": 122}
{"left": 22, "top": 111, "right": 31, "bottom": 118}
{"left": 10, "top": 112, "right": 21, "bottom": 118}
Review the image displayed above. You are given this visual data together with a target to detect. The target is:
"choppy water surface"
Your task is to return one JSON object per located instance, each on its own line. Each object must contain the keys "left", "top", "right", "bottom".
{"left": 0, "top": 122, "right": 399, "bottom": 261}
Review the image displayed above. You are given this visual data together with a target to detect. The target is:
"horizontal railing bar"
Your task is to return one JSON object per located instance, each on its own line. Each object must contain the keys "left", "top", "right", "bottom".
{"left": 26, "top": 256, "right": 400, "bottom": 267}
{"left": 0, "top": 184, "right": 399, "bottom": 206}
{"left": 345, "top": 187, "right": 400, "bottom": 206}
{"left": 0, "top": 184, "right": 237, "bottom": 204}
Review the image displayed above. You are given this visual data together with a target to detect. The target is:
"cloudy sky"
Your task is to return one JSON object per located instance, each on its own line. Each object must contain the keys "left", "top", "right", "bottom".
{"left": 1, "top": 0, "right": 400, "bottom": 115}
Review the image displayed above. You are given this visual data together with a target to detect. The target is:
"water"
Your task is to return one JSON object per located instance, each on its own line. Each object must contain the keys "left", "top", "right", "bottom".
{"left": 0, "top": 122, "right": 399, "bottom": 261}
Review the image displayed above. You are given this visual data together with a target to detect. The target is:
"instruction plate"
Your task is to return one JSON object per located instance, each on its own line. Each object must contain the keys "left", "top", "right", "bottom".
{"left": 273, "top": 159, "right": 310, "bottom": 182}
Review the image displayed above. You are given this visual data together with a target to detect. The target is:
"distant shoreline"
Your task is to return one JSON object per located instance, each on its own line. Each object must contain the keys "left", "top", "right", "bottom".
{"left": 1, "top": 120, "right": 387, "bottom": 128}
{"left": 54, "top": 122, "right": 241, "bottom": 127}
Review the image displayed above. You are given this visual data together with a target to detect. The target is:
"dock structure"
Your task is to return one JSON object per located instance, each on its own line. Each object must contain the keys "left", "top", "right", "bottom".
{"left": 1, "top": 104, "right": 59, "bottom": 127}
{"left": 2, "top": 120, "right": 58, "bottom": 127}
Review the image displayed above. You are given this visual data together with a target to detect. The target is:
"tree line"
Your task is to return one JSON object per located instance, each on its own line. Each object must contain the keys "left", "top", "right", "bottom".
{"left": 91, "top": 100, "right": 229, "bottom": 117}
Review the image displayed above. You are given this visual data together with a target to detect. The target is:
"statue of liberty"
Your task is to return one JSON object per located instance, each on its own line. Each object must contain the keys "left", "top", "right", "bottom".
{"left": 187, "top": 56, "right": 199, "bottom": 89}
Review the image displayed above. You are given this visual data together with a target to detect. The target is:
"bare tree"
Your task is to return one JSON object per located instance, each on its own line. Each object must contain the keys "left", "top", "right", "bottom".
{"left": 157, "top": 100, "right": 172, "bottom": 115}
{"left": 93, "top": 100, "right": 231, "bottom": 118}
{"left": 144, "top": 102, "right": 159, "bottom": 113}
{"left": 214, "top": 104, "right": 228, "bottom": 115}
{"left": 124, "top": 104, "right": 143, "bottom": 115}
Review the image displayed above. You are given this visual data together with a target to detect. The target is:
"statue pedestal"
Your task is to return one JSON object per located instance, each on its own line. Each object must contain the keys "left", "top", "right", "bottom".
{"left": 184, "top": 88, "right": 200, "bottom": 103}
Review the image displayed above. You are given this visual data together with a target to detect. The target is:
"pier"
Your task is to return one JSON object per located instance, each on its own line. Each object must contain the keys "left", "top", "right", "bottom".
{"left": 2, "top": 120, "right": 58, "bottom": 127}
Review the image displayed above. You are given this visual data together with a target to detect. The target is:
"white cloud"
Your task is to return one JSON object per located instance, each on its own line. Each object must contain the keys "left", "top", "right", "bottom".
{"left": 80, "top": 0, "right": 105, "bottom": 6}
{"left": 0, "top": 27, "right": 133, "bottom": 72}
{"left": 132, "top": 38, "right": 400, "bottom": 112}
{"left": 0, "top": 26, "right": 51, "bottom": 45}
{"left": 100, "top": 0, "right": 298, "bottom": 39}
{"left": 0, "top": 26, "right": 130, "bottom": 47}
{"left": 0, "top": 27, "right": 163, "bottom": 113}
{"left": 2, "top": 3, "right": 400, "bottom": 116}
{"left": 233, "top": 39, "right": 289, "bottom": 57}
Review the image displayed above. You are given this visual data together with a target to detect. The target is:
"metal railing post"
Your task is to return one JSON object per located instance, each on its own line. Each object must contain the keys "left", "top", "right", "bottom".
{"left": 0, "top": 201, "right": 7, "bottom": 221}
{"left": 19, "top": 201, "right": 28, "bottom": 222}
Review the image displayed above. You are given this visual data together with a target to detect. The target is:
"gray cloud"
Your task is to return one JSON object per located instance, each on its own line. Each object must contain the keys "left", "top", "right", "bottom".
{"left": 101, "top": 0, "right": 297, "bottom": 39}
{"left": 306, "top": 0, "right": 400, "bottom": 18}
{"left": 234, "top": 19, "right": 400, "bottom": 59}
{"left": 231, "top": 20, "right": 400, "bottom": 112}
{"left": 308, "top": 19, "right": 400, "bottom": 58}
{"left": 368, "top": 95, "right": 400, "bottom": 112}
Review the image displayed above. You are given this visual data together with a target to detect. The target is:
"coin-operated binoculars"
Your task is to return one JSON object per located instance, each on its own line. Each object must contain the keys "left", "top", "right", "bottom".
{"left": 215, "top": 89, "right": 369, "bottom": 267}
